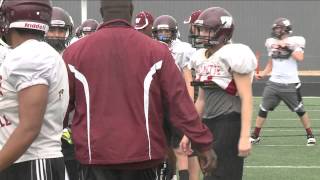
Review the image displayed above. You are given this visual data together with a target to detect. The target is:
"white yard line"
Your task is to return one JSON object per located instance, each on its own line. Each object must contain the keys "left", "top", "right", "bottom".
{"left": 273, "top": 109, "right": 320, "bottom": 112}
{"left": 254, "top": 97, "right": 320, "bottom": 99}
{"left": 265, "top": 119, "right": 320, "bottom": 121}
{"left": 261, "top": 129, "right": 320, "bottom": 132}
{"left": 245, "top": 166, "right": 320, "bottom": 169}
{"left": 255, "top": 145, "right": 309, "bottom": 147}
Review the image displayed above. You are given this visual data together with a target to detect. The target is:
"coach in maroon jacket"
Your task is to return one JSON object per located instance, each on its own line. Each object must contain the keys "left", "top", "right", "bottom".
{"left": 63, "top": 0, "right": 216, "bottom": 179}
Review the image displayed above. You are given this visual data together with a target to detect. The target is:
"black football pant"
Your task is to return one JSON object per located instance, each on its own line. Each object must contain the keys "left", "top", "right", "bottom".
{"left": 203, "top": 112, "right": 244, "bottom": 180}
{"left": 0, "top": 157, "right": 66, "bottom": 180}
{"left": 79, "top": 165, "right": 162, "bottom": 180}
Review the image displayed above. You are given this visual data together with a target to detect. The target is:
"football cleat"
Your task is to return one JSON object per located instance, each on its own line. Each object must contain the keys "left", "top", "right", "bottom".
{"left": 307, "top": 134, "right": 316, "bottom": 146}
{"left": 250, "top": 135, "right": 261, "bottom": 144}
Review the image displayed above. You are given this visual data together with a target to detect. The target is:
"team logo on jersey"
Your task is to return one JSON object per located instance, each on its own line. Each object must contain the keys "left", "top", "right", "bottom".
{"left": 59, "top": 89, "right": 64, "bottom": 100}
{"left": 196, "top": 64, "right": 222, "bottom": 81}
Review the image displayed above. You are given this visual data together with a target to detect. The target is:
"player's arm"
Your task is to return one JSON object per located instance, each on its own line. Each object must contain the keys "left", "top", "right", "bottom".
{"left": 284, "top": 37, "right": 305, "bottom": 62}
{"left": 0, "top": 85, "right": 48, "bottom": 171}
{"left": 182, "top": 67, "right": 194, "bottom": 101}
{"left": 256, "top": 58, "right": 272, "bottom": 79}
{"left": 291, "top": 50, "right": 304, "bottom": 62}
{"left": 159, "top": 47, "right": 212, "bottom": 150}
{"left": 195, "top": 87, "right": 205, "bottom": 117}
{"left": 233, "top": 72, "right": 252, "bottom": 157}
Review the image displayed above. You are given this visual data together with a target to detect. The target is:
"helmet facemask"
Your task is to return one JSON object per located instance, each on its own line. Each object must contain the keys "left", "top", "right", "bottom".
{"left": 45, "top": 25, "right": 72, "bottom": 52}
{"left": 152, "top": 27, "right": 177, "bottom": 44}
{"left": 191, "top": 22, "right": 227, "bottom": 49}
{"left": 45, "top": 37, "right": 65, "bottom": 52}
{"left": 271, "top": 25, "right": 291, "bottom": 39}
{"left": 188, "top": 23, "right": 198, "bottom": 45}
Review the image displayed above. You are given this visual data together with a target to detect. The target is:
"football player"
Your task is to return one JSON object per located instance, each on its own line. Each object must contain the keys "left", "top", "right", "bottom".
{"left": 250, "top": 17, "right": 316, "bottom": 146}
{"left": 45, "top": 7, "right": 74, "bottom": 53}
{"left": 0, "top": 0, "right": 69, "bottom": 180}
{"left": 152, "top": 14, "right": 197, "bottom": 180}
{"left": 134, "top": 11, "right": 154, "bottom": 37}
{"left": 80, "top": 19, "right": 99, "bottom": 37}
{"left": 189, "top": 7, "right": 256, "bottom": 180}
{"left": 180, "top": 9, "right": 204, "bottom": 180}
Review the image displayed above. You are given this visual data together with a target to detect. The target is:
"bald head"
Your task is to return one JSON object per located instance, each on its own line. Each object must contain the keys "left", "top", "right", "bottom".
{"left": 100, "top": 0, "right": 133, "bottom": 22}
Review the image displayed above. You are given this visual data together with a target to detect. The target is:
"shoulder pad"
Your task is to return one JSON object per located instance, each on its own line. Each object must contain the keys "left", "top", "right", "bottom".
{"left": 287, "top": 36, "right": 305, "bottom": 48}
{"left": 218, "top": 44, "right": 257, "bottom": 74}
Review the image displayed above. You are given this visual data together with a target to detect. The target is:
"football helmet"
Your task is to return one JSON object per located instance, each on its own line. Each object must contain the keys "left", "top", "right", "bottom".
{"left": 184, "top": 9, "right": 202, "bottom": 24}
{"left": 192, "top": 7, "right": 234, "bottom": 49}
{"left": 0, "top": 0, "right": 52, "bottom": 36}
{"left": 152, "top": 15, "right": 178, "bottom": 44}
{"left": 134, "top": 11, "right": 154, "bottom": 30}
{"left": 45, "top": 6, "right": 74, "bottom": 52}
{"left": 184, "top": 10, "right": 202, "bottom": 44}
{"left": 80, "top": 19, "right": 99, "bottom": 36}
{"left": 271, "top": 17, "right": 292, "bottom": 39}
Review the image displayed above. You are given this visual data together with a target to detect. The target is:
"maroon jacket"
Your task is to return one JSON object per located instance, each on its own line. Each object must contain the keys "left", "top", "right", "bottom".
{"left": 63, "top": 19, "right": 212, "bottom": 167}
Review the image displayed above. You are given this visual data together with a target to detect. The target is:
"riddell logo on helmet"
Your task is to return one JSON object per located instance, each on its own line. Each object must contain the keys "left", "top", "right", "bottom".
{"left": 24, "top": 22, "right": 46, "bottom": 31}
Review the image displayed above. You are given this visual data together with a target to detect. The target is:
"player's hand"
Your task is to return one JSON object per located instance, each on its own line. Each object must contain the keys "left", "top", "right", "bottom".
{"left": 197, "top": 149, "right": 217, "bottom": 176}
{"left": 238, "top": 136, "right": 252, "bottom": 158}
{"left": 255, "top": 72, "right": 264, "bottom": 80}
{"left": 179, "top": 135, "right": 193, "bottom": 155}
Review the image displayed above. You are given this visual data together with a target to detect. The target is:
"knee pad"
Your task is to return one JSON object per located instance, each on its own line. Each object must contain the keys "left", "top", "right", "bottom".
{"left": 258, "top": 109, "right": 268, "bottom": 118}
{"left": 296, "top": 111, "right": 306, "bottom": 117}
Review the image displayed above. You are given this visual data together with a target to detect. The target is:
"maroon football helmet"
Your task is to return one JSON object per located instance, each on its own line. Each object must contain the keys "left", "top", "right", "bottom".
{"left": 152, "top": 15, "right": 178, "bottom": 44}
{"left": 271, "top": 17, "right": 292, "bottom": 39}
{"left": 49, "top": 7, "right": 73, "bottom": 35}
{"left": 0, "top": 0, "right": 52, "bottom": 36}
{"left": 45, "top": 6, "right": 74, "bottom": 52}
{"left": 192, "top": 7, "right": 234, "bottom": 48}
{"left": 134, "top": 11, "right": 154, "bottom": 30}
{"left": 184, "top": 9, "right": 202, "bottom": 24}
{"left": 80, "top": 19, "right": 99, "bottom": 36}
{"left": 184, "top": 9, "right": 202, "bottom": 44}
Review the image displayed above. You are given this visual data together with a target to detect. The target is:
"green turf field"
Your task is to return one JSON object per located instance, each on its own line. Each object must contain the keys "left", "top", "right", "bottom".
{"left": 242, "top": 97, "right": 320, "bottom": 180}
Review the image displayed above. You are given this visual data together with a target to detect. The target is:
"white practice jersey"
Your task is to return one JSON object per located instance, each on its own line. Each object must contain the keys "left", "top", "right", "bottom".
{"left": 170, "top": 39, "right": 196, "bottom": 71}
{"left": 266, "top": 36, "right": 305, "bottom": 83}
{"left": 0, "top": 41, "right": 10, "bottom": 68}
{"left": 0, "top": 39, "right": 69, "bottom": 163}
{"left": 189, "top": 43, "right": 257, "bottom": 95}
